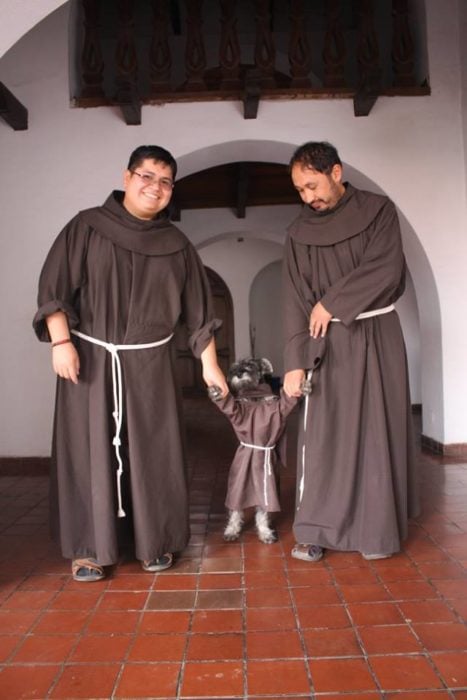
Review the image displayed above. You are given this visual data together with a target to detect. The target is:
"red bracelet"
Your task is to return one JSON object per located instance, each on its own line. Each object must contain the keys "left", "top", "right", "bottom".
{"left": 51, "top": 338, "right": 71, "bottom": 348}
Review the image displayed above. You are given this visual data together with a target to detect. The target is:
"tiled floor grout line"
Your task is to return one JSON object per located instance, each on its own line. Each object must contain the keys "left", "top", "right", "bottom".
{"left": 289, "top": 564, "right": 317, "bottom": 699}
{"left": 1, "top": 405, "right": 467, "bottom": 698}
{"left": 240, "top": 540, "right": 248, "bottom": 700}
{"left": 44, "top": 575, "right": 108, "bottom": 698}
{"left": 176, "top": 541, "right": 203, "bottom": 700}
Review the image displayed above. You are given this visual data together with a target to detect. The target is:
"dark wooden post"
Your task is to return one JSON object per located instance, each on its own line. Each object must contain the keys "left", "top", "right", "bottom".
{"left": 243, "top": 68, "right": 261, "bottom": 119}
{"left": 150, "top": 0, "right": 172, "bottom": 93}
{"left": 80, "top": 0, "right": 105, "bottom": 99}
{"left": 0, "top": 82, "right": 28, "bottom": 130}
{"left": 115, "top": 0, "right": 141, "bottom": 124}
{"left": 323, "top": 0, "right": 346, "bottom": 88}
{"left": 219, "top": 0, "right": 241, "bottom": 89}
{"left": 184, "top": 0, "right": 207, "bottom": 90}
{"left": 253, "top": 0, "right": 276, "bottom": 87}
{"left": 392, "top": 0, "right": 415, "bottom": 86}
{"left": 354, "top": 0, "right": 381, "bottom": 116}
{"left": 236, "top": 162, "right": 249, "bottom": 218}
{"left": 288, "top": 0, "right": 311, "bottom": 87}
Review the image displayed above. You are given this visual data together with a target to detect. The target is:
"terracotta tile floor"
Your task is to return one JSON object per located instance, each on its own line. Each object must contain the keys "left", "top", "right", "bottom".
{"left": 1, "top": 398, "right": 467, "bottom": 699}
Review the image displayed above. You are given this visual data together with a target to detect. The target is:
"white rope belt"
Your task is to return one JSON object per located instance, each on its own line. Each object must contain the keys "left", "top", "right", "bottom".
{"left": 330, "top": 303, "right": 395, "bottom": 323}
{"left": 298, "top": 303, "right": 395, "bottom": 508}
{"left": 240, "top": 441, "right": 276, "bottom": 507}
{"left": 298, "top": 369, "right": 313, "bottom": 506}
{"left": 71, "top": 329, "right": 174, "bottom": 518}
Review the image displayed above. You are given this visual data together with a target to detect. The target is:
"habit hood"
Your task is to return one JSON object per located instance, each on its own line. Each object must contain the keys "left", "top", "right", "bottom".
{"left": 80, "top": 191, "right": 189, "bottom": 255}
{"left": 287, "top": 183, "right": 388, "bottom": 246}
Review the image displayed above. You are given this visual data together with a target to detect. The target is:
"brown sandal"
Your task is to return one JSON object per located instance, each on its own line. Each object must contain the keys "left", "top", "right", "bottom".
{"left": 72, "top": 557, "right": 105, "bottom": 582}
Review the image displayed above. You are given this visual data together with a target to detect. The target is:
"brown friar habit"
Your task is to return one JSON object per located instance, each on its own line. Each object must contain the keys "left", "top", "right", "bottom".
{"left": 33, "top": 192, "right": 220, "bottom": 565}
{"left": 212, "top": 385, "right": 298, "bottom": 512}
{"left": 283, "top": 183, "right": 419, "bottom": 555}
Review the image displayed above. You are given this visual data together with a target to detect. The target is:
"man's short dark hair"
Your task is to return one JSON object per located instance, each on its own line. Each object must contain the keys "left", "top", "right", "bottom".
{"left": 127, "top": 145, "right": 178, "bottom": 180}
{"left": 289, "top": 141, "right": 341, "bottom": 175}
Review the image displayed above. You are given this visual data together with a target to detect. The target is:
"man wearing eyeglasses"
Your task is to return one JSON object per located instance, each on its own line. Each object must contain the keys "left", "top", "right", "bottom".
{"left": 33, "top": 145, "right": 228, "bottom": 582}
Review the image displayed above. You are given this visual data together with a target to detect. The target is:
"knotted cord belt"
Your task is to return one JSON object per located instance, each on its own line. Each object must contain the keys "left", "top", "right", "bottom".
{"left": 240, "top": 441, "right": 276, "bottom": 507}
{"left": 71, "top": 329, "right": 174, "bottom": 518}
{"left": 298, "top": 304, "right": 395, "bottom": 507}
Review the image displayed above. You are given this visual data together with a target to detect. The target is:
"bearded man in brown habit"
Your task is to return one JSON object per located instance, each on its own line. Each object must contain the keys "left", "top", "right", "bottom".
{"left": 282, "top": 141, "right": 419, "bottom": 563}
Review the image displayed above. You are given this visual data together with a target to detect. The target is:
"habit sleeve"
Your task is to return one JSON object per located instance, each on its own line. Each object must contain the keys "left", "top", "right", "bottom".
{"left": 210, "top": 393, "right": 245, "bottom": 428}
{"left": 279, "top": 389, "right": 300, "bottom": 419}
{"left": 33, "top": 215, "right": 89, "bottom": 341}
{"left": 320, "top": 200, "right": 406, "bottom": 326}
{"left": 181, "top": 244, "right": 222, "bottom": 358}
{"left": 282, "top": 237, "right": 327, "bottom": 373}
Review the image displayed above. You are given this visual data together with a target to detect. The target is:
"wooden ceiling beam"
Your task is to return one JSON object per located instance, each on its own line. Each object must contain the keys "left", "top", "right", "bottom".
{"left": 0, "top": 82, "right": 28, "bottom": 131}
{"left": 236, "top": 163, "right": 249, "bottom": 218}
{"left": 353, "top": 88, "right": 379, "bottom": 116}
{"left": 243, "top": 69, "right": 261, "bottom": 119}
{"left": 170, "top": 162, "right": 298, "bottom": 220}
{"left": 117, "top": 99, "right": 142, "bottom": 125}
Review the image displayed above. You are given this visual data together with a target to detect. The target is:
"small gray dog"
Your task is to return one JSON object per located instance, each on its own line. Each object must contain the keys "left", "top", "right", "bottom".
{"left": 209, "top": 358, "right": 309, "bottom": 543}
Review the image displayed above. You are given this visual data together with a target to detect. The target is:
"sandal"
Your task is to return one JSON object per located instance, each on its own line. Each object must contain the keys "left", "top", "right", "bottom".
{"left": 72, "top": 557, "right": 105, "bottom": 582}
{"left": 291, "top": 543, "right": 324, "bottom": 562}
{"left": 362, "top": 552, "right": 393, "bottom": 561}
{"left": 141, "top": 553, "right": 173, "bottom": 572}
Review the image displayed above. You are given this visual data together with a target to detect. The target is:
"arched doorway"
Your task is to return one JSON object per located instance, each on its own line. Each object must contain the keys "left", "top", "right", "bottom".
{"left": 177, "top": 143, "right": 441, "bottom": 441}
{"left": 175, "top": 267, "right": 234, "bottom": 395}
{"left": 250, "top": 260, "right": 283, "bottom": 377}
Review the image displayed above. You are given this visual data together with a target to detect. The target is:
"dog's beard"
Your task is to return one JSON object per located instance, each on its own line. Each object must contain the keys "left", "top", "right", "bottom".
{"left": 229, "top": 373, "right": 259, "bottom": 392}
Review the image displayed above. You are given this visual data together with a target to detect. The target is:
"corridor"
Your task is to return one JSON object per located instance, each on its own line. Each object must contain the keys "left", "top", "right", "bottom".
{"left": 0, "top": 397, "right": 466, "bottom": 699}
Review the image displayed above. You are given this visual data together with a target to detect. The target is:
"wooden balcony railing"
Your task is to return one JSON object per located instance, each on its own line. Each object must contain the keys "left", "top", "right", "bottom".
{"left": 73, "top": 0, "right": 430, "bottom": 124}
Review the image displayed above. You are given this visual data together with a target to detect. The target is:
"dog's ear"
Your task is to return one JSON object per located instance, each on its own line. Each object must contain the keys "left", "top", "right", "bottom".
{"left": 259, "top": 358, "right": 273, "bottom": 376}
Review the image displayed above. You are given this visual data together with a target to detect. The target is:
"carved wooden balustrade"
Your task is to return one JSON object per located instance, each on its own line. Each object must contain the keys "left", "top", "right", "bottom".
{"left": 73, "top": 0, "right": 430, "bottom": 125}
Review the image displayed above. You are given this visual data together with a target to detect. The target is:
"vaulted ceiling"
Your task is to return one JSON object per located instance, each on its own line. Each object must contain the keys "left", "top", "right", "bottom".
{"left": 172, "top": 161, "right": 299, "bottom": 220}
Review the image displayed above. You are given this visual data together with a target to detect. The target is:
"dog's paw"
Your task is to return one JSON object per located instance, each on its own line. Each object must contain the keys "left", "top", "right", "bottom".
{"left": 257, "top": 528, "right": 278, "bottom": 544}
{"left": 223, "top": 510, "right": 243, "bottom": 541}
{"left": 208, "top": 385, "right": 223, "bottom": 401}
{"left": 223, "top": 522, "right": 242, "bottom": 541}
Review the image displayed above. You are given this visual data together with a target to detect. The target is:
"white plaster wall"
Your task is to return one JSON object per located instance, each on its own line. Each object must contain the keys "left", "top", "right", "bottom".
{"left": 0, "top": 0, "right": 466, "bottom": 456}
{"left": 0, "top": 0, "right": 67, "bottom": 56}
{"left": 460, "top": 1, "right": 467, "bottom": 201}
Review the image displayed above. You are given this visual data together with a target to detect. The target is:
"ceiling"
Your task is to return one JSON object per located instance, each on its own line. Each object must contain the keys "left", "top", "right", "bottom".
{"left": 171, "top": 161, "right": 299, "bottom": 219}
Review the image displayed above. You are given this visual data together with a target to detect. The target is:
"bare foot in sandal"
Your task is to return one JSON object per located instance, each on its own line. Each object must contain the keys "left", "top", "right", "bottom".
{"left": 72, "top": 557, "right": 105, "bottom": 582}
{"left": 291, "top": 543, "right": 324, "bottom": 562}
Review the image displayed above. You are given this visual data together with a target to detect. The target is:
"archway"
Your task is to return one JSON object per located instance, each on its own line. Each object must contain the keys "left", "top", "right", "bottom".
{"left": 177, "top": 140, "right": 441, "bottom": 440}
{"left": 197, "top": 234, "right": 284, "bottom": 362}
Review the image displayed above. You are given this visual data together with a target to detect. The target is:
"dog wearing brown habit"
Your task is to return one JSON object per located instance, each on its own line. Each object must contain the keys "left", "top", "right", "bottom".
{"left": 209, "top": 358, "right": 307, "bottom": 543}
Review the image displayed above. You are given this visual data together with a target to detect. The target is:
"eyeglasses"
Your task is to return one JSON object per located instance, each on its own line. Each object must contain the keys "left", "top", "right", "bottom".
{"left": 130, "top": 170, "right": 174, "bottom": 190}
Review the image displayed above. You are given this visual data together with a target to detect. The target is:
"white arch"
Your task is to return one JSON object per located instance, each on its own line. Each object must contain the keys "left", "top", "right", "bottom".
{"left": 0, "top": 0, "right": 68, "bottom": 58}
{"left": 178, "top": 140, "right": 441, "bottom": 438}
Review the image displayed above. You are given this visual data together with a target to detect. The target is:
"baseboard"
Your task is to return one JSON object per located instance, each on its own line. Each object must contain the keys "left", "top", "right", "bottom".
{"left": 2, "top": 427, "right": 466, "bottom": 474}
{"left": 421, "top": 435, "right": 467, "bottom": 458}
{"left": 0, "top": 457, "right": 50, "bottom": 475}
